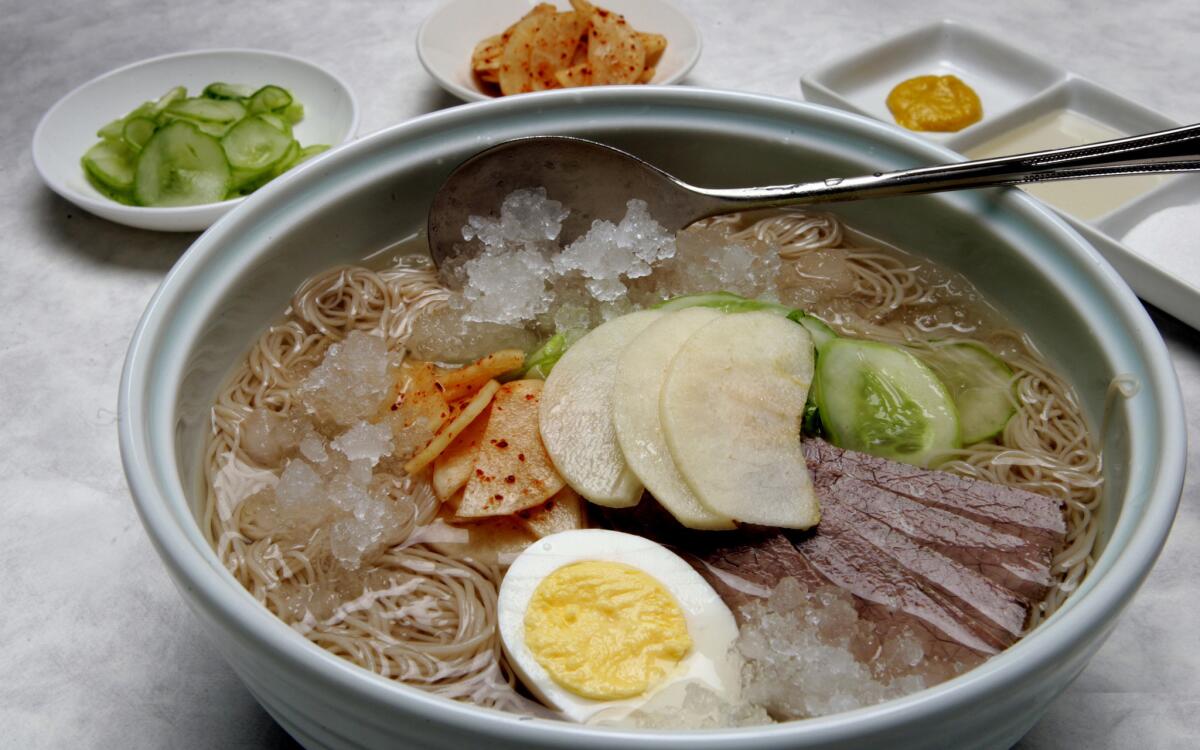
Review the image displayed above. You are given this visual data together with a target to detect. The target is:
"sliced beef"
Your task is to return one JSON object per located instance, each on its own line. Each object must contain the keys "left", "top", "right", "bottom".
{"left": 603, "top": 438, "right": 1068, "bottom": 663}
{"left": 803, "top": 439, "right": 1066, "bottom": 609}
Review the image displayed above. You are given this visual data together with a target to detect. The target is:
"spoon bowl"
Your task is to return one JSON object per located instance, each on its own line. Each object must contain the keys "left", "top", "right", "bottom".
{"left": 426, "top": 136, "right": 721, "bottom": 268}
{"left": 427, "top": 125, "right": 1200, "bottom": 268}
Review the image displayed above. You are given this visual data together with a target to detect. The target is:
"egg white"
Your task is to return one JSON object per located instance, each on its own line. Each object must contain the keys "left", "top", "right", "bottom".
{"left": 497, "top": 529, "right": 740, "bottom": 724}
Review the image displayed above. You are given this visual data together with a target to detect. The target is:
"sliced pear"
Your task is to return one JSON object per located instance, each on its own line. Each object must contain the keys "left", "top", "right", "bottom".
{"left": 613, "top": 308, "right": 735, "bottom": 530}
{"left": 661, "top": 311, "right": 820, "bottom": 529}
{"left": 539, "top": 310, "right": 663, "bottom": 506}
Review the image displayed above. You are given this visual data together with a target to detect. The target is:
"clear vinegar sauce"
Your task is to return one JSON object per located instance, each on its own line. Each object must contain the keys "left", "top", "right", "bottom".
{"left": 965, "top": 110, "right": 1169, "bottom": 220}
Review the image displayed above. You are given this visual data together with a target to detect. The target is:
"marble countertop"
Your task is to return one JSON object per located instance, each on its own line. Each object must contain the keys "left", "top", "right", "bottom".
{"left": 2, "top": 0, "right": 1197, "bottom": 747}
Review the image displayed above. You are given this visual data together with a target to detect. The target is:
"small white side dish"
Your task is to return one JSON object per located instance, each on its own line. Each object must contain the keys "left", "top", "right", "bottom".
{"left": 801, "top": 19, "right": 1200, "bottom": 331}
{"left": 417, "top": 0, "right": 701, "bottom": 102}
{"left": 32, "top": 49, "right": 359, "bottom": 232}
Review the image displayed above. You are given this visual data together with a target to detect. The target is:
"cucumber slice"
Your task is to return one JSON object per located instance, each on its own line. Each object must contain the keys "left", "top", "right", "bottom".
{"left": 787, "top": 309, "right": 837, "bottom": 348}
{"left": 122, "top": 117, "right": 156, "bottom": 152}
{"left": 165, "top": 97, "right": 247, "bottom": 123}
{"left": 82, "top": 140, "right": 136, "bottom": 192}
{"left": 293, "top": 143, "right": 329, "bottom": 164}
{"left": 914, "top": 342, "right": 1016, "bottom": 444}
{"left": 192, "top": 119, "right": 237, "bottom": 138}
{"left": 160, "top": 111, "right": 236, "bottom": 138}
{"left": 87, "top": 82, "right": 319, "bottom": 206}
{"left": 203, "top": 82, "right": 254, "bottom": 100}
{"left": 257, "top": 112, "right": 291, "bottom": 133}
{"left": 220, "top": 115, "right": 294, "bottom": 172}
{"left": 97, "top": 117, "right": 125, "bottom": 141}
{"left": 816, "top": 338, "right": 960, "bottom": 466}
{"left": 230, "top": 167, "right": 267, "bottom": 193}
{"left": 133, "top": 121, "right": 231, "bottom": 207}
{"left": 282, "top": 102, "right": 305, "bottom": 124}
{"left": 270, "top": 139, "right": 301, "bottom": 174}
{"left": 523, "top": 329, "right": 585, "bottom": 379}
{"left": 247, "top": 85, "right": 292, "bottom": 114}
{"left": 153, "top": 86, "right": 187, "bottom": 114}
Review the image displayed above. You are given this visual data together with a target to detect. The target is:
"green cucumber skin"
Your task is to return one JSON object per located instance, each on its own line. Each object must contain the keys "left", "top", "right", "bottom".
{"left": 816, "top": 338, "right": 961, "bottom": 466}
{"left": 203, "top": 82, "right": 255, "bottom": 100}
{"left": 654, "top": 291, "right": 790, "bottom": 315}
{"left": 655, "top": 293, "right": 838, "bottom": 347}
{"left": 787, "top": 309, "right": 837, "bottom": 348}
{"left": 522, "top": 329, "right": 587, "bottom": 379}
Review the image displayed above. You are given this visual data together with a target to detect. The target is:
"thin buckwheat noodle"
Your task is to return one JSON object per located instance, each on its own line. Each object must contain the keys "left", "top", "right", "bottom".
{"left": 204, "top": 210, "right": 1112, "bottom": 707}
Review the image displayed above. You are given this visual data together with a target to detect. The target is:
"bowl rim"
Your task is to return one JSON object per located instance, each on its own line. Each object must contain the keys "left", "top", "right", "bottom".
{"left": 31, "top": 47, "right": 361, "bottom": 220}
{"left": 119, "top": 86, "right": 1186, "bottom": 746}
{"left": 415, "top": 0, "right": 703, "bottom": 103}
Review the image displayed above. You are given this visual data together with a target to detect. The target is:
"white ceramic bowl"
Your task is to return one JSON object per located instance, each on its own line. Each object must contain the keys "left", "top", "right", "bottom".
{"left": 120, "top": 87, "right": 1185, "bottom": 749}
{"left": 32, "top": 49, "right": 359, "bottom": 232}
{"left": 417, "top": 0, "right": 701, "bottom": 102}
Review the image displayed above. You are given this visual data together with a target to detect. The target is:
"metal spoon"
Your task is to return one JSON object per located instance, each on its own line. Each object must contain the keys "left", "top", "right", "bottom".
{"left": 427, "top": 123, "right": 1200, "bottom": 269}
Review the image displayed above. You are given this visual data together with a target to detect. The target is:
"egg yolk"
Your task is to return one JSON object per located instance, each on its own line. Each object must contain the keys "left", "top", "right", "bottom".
{"left": 886, "top": 74, "right": 983, "bottom": 132}
{"left": 523, "top": 560, "right": 692, "bottom": 701}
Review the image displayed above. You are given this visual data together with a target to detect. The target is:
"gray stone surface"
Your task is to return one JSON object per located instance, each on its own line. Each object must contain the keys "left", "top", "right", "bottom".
{"left": 1, "top": 0, "right": 1196, "bottom": 747}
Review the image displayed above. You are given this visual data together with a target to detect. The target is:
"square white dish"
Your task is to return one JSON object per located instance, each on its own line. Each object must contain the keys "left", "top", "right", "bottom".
{"left": 801, "top": 19, "right": 1200, "bottom": 331}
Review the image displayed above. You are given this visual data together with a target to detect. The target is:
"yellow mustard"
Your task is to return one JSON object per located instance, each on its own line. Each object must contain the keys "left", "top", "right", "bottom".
{"left": 886, "top": 74, "right": 983, "bottom": 132}
{"left": 523, "top": 560, "right": 692, "bottom": 701}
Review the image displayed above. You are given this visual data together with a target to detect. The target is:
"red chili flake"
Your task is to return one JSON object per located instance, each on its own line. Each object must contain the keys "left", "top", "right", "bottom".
{"left": 524, "top": 394, "right": 535, "bottom": 401}
{"left": 434, "top": 382, "right": 444, "bottom": 392}
{"left": 390, "top": 404, "right": 398, "bottom": 411}
{"left": 475, "top": 468, "right": 485, "bottom": 477}
{"left": 495, "top": 439, "right": 509, "bottom": 449}
{"left": 494, "top": 493, "right": 504, "bottom": 501}
{"left": 517, "top": 453, "right": 526, "bottom": 462}
{"left": 505, "top": 475, "right": 516, "bottom": 484}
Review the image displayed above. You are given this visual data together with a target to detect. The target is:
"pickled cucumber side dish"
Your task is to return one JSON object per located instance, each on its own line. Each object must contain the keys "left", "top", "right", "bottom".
{"left": 81, "top": 84, "right": 329, "bottom": 207}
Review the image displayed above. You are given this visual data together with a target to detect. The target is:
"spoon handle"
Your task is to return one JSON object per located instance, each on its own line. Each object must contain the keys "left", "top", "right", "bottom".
{"left": 695, "top": 122, "right": 1200, "bottom": 208}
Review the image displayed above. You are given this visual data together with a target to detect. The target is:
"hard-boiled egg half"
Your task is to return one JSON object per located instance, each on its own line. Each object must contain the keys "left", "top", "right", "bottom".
{"left": 498, "top": 529, "right": 740, "bottom": 724}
